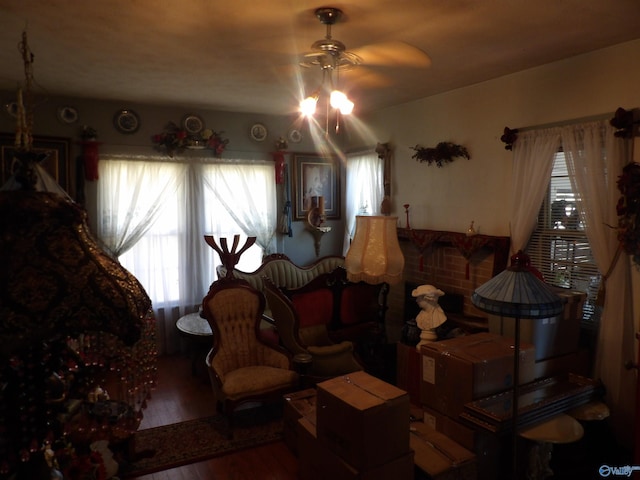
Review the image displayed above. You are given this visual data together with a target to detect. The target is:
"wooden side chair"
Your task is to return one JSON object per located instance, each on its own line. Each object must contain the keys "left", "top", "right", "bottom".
{"left": 262, "top": 277, "right": 363, "bottom": 381}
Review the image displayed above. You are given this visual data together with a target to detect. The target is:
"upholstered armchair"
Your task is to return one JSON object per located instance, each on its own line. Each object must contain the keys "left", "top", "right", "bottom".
{"left": 202, "top": 277, "right": 299, "bottom": 435}
{"left": 262, "top": 277, "right": 363, "bottom": 380}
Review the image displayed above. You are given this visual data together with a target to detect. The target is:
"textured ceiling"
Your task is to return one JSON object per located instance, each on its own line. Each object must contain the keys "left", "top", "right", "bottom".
{"left": 1, "top": 0, "right": 639, "bottom": 116}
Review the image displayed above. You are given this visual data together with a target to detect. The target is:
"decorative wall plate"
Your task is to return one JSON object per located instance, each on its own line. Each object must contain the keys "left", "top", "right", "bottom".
{"left": 57, "top": 106, "right": 78, "bottom": 124}
{"left": 182, "top": 114, "right": 205, "bottom": 134}
{"left": 113, "top": 109, "right": 140, "bottom": 134}
{"left": 288, "top": 128, "right": 302, "bottom": 143}
{"left": 250, "top": 123, "right": 267, "bottom": 142}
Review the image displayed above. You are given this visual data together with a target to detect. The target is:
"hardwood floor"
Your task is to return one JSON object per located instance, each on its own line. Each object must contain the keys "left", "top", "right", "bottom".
{"left": 127, "top": 354, "right": 298, "bottom": 480}
{"left": 126, "top": 354, "right": 633, "bottom": 480}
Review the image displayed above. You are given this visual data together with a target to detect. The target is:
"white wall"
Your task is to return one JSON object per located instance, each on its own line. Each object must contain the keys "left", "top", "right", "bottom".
{"left": 2, "top": 38, "right": 639, "bottom": 296}
{"left": 359, "top": 39, "right": 640, "bottom": 236}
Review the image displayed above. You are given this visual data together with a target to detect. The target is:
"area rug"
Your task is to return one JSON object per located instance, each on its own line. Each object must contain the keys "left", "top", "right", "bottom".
{"left": 121, "top": 412, "right": 283, "bottom": 477}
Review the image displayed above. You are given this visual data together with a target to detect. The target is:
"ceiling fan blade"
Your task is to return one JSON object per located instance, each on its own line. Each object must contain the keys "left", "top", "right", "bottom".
{"left": 350, "top": 41, "right": 431, "bottom": 68}
{"left": 340, "top": 67, "right": 394, "bottom": 88}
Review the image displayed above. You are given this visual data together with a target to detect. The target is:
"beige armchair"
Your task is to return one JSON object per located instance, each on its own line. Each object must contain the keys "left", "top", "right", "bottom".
{"left": 202, "top": 277, "right": 299, "bottom": 436}
{"left": 262, "top": 277, "right": 363, "bottom": 380}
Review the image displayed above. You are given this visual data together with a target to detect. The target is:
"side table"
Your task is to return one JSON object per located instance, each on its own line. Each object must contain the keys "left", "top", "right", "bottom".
{"left": 176, "top": 312, "right": 213, "bottom": 377}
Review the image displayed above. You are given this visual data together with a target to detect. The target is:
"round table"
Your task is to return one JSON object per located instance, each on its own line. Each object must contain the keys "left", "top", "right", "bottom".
{"left": 519, "top": 414, "right": 584, "bottom": 480}
{"left": 176, "top": 312, "right": 213, "bottom": 376}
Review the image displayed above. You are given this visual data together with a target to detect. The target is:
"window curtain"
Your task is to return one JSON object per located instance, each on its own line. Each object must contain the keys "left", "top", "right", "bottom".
{"left": 200, "top": 161, "right": 277, "bottom": 255}
{"left": 509, "top": 128, "right": 562, "bottom": 254}
{"left": 560, "top": 121, "right": 635, "bottom": 447}
{"left": 97, "top": 157, "right": 186, "bottom": 258}
{"left": 97, "top": 156, "right": 275, "bottom": 354}
{"left": 510, "top": 120, "right": 635, "bottom": 447}
{"left": 343, "top": 151, "right": 384, "bottom": 255}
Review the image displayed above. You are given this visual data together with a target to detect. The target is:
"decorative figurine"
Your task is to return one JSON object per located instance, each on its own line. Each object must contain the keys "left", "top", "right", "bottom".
{"left": 412, "top": 284, "right": 447, "bottom": 349}
{"left": 467, "top": 220, "right": 477, "bottom": 236}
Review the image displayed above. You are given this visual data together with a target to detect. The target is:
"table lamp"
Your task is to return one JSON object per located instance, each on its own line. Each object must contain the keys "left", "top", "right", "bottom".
{"left": 345, "top": 215, "right": 404, "bottom": 285}
{"left": 471, "top": 250, "right": 564, "bottom": 478}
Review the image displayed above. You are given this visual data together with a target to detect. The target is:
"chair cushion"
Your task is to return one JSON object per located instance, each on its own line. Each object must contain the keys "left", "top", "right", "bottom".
{"left": 307, "top": 341, "right": 353, "bottom": 357}
{"left": 222, "top": 365, "right": 298, "bottom": 401}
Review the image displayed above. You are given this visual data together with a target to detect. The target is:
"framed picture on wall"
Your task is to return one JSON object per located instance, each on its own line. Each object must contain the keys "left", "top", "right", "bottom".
{"left": 0, "top": 133, "right": 71, "bottom": 192}
{"left": 292, "top": 153, "right": 341, "bottom": 221}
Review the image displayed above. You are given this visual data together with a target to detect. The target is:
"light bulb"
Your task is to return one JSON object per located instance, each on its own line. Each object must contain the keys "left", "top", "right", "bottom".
{"left": 330, "top": 90, "right": 347, "bottom": 109}
{"left": 339, "top": 99, "right": 354, "bottom": 115}
{"left": 300, "top": 96, "right": 317, "bottom": 117}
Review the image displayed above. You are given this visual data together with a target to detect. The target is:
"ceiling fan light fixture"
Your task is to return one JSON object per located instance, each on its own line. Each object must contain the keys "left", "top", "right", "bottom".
{"left": 329, "top": 90, "right": 354, "bottom": 115}
{"left": 339, "top": 98, "right": 354, "bottom": 115}
{"left": 329, "top": 90, "right": 346, "bottom": 108}
{"left": 300, "top": 94, "right": 318, "bottom": 117}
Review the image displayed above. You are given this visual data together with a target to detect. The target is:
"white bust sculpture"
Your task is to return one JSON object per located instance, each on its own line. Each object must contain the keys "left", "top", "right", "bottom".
{"left": 412, "top": 284, "right": 447, "bottom": 348}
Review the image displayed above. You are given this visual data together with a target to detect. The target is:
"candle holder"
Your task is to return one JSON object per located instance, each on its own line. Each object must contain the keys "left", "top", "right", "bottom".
{"left": 403, "top": 204, "right": 411, "bottom": 229}
{"left": 306, "top": 195, "right": 331, "bottom": 256}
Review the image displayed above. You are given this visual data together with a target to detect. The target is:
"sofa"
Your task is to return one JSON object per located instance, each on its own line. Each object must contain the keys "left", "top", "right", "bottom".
{"left": 216, "top": 253, "right": 345, "bottom": 293}
{"left": 217, "top": 254, "right": 388, "bottom": 369}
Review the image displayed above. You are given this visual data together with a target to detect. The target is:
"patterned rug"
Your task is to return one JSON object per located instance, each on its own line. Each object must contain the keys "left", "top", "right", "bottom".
{"left": 121, "top": 411, "right": 283, "bottom": 477}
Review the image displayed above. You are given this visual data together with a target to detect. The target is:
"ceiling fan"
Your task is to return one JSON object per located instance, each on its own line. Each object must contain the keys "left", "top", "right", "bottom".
{"left": 298, "top": 7, "right": 431, "bottom": 78}
{"left": 296, "top": 6, "right": 431, "bottom": 129}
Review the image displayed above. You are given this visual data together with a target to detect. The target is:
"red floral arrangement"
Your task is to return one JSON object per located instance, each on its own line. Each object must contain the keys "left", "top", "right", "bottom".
{"left": 152, "top": 122, "right": 229, "bottom": 157}
{"left": 202, "top": 128, "right": 229, "bottom": 156}
{"left": 616, "top": 161, "right": 640, "bottom": 266}
{"left": 151, "top": 121, "right": 187, "bottom": 157}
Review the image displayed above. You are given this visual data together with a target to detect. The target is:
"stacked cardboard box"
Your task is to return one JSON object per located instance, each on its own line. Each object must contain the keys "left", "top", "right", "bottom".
{"left": 418, "top": 332, "right": 536, "bottom": 478}
{"left": 396, "top": 342, "right": 422, "bottom": 405}
{"left": 488, "top": 289, "right": 586, "bottom": 361}
{"left": 283, "top": 388, "right": 317, "bottom": 456}
{"left": 297, "top": 371, "right": 414, "bottom": 480}
{"left": 419, "top": 332, "right": 536, "bottom": 419}
{"left": 410, "top": 421, "right": 477, "bottom": 480}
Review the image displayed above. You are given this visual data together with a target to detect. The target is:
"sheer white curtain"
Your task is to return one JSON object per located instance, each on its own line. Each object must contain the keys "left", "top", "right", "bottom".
{"left": 97, "top": 156, "right": 275, "bottom": 354}
{"left": 509, "top": 128, "right": 562, "bottom": 253}
{"left": 561, "top": 121, "right": 635, "bottom": 446}
{"left": 200, "top": 161, "right": 277, "bottom": 254}
{"left": 97, "top": 157, "right": 186, "bottom": 257}
{"left": 343, "top": 151, "right": 384, "bottom": 255}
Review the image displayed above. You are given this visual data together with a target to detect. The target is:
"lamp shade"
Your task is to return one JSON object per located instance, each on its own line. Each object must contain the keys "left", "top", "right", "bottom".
{"left": 345, "top": 215, "right": 404, "bottom": 284}
{"left": 0, "top": 190, "right": 152, "bottom": 355}
{"left": 471, "top": 250, "right": 564, "bottom": 319}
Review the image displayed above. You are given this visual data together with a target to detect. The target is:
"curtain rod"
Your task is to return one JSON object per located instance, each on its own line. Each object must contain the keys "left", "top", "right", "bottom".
{"left": 347, "top": 149, "right": 376, "bottom": 156}
{"left": 514, "top": 111, "right": 614, "bottom": 133}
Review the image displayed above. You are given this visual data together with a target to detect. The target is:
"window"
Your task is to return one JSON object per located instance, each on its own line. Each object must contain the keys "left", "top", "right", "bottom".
{"left": 526, "top": 152, "right": 602, "bottom": 326}
{"left": 343, "top": 151, "right": 384, "bottom": 253}
{"left": 99, "top": 158, "right": 273, "bottom": 311}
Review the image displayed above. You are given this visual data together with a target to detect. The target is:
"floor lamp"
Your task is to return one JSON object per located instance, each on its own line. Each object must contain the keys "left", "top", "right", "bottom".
{"left": 345, "top": 215, "right": 405, "bottom": 340}
{"left": 471, "top": 250, "right": 564, "bottom": 479}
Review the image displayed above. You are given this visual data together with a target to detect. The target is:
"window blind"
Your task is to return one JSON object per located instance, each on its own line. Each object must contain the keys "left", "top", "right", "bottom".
{"left": 526, "top": 152, "right": 601, "bottom": 326}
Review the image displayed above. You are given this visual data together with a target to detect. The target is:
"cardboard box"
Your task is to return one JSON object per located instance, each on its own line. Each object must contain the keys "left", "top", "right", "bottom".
{"left": 298, "top": 414, "right": 414, "bottom": 480}
{"left": 316, "top": 371, "right": 410, "bottom": 470}
{"left": 410, "top": 421, "right": 477, "bottom": 480}
{"left": 396, "top": 341, "right": 422, "bottom": 405}
{"left": 298, "top": 414, "right": 318, "bottom": 480}
{"left": 283, "top": 388, "right": 316, "bottom": 456}
{"left": 533, "top": 348, "right": 590, "bottom": 379}
{"left": 420, "top": 333, "right": 535, "bottom": 418}
{"left": 488, "top": 289, "right": 585, "bottom": 361}
{"left": 422, "top": 406, "right": 507, "bottom": 480}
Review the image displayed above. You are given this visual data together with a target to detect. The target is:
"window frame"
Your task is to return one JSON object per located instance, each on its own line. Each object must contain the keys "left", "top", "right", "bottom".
{"left": 526, "top": 151, "right": 602, "bottom": 327}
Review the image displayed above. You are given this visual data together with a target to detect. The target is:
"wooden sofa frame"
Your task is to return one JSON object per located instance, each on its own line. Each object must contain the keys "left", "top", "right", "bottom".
{"left": 217, "top": 254, "right": 389, "bottom": 367}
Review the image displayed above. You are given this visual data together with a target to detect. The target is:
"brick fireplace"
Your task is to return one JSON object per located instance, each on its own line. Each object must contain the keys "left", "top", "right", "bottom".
{"left": 385, "top": 228, "right": 511, "bottom": 342}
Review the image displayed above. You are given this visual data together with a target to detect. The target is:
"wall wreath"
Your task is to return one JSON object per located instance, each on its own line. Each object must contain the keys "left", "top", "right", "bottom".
{"left": 411, "top": 142, "right": 470, "bottom": 167}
